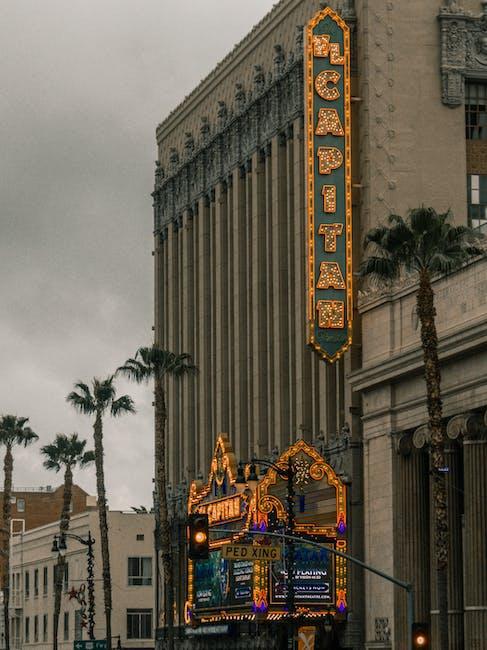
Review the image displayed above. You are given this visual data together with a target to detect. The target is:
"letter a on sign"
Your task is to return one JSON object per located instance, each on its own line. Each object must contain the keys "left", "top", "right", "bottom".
{"left": 306, "top": 6, "right": 352, "bottom": 362}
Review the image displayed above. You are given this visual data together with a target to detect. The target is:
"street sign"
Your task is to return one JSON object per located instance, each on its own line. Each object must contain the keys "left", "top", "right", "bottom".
{"left": 221, "top": 544, "right": 281, "bottom": 561}
{"left": 73, "top": 641, "right": 107, "bottom": 650}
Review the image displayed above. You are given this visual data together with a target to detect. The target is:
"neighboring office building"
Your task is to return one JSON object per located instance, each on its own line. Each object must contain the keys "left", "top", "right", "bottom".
{"left": 10, "top": 510, "right": 155, "bottom": 650}
{"left": 153, "top": 0, "right": 487, "bottom": 647}
{"left": 1, "top": 485, "right": 92, "bottom": 533}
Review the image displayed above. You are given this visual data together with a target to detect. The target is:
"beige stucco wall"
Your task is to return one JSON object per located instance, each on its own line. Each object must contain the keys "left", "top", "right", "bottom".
{"left": 11, "top": 511, "right": 155, "bottom": 650}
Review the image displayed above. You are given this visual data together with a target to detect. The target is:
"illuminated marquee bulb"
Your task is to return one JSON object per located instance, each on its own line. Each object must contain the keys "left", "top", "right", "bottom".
{"left": 316, "top": 261, "right": 346, "bottom": 289}
{"left": 321, "top": 186, "right": 337, "bottom": 213}
{"left": 316, "top": 300, "right": 345, "bottom": 329}
{"left": 315, "top": 108, "right": 344, "bottom": 137}
{"left": 317, "top": 147, "right": 343, "bottom": 175}
{"left": 312, "top": 34, "right": 345, "bottom": 64}
{"left": 318, "top": 223, "right": 343, "bottom": 251}
{"left": 314, "top": 70, "right": 341, "bottom": 101}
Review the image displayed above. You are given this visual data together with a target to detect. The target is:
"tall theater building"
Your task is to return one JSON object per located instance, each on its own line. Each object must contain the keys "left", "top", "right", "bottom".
{"left": 152, "top": 1, "right": 487, "bottom": 648}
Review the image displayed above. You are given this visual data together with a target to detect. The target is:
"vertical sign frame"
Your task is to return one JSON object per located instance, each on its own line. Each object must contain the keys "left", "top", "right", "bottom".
{"left": 306, "top": 7, "right": 352, "bottom": 363}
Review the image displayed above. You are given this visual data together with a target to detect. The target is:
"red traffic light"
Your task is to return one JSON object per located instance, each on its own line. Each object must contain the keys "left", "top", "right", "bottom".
{"left": 412, "top": 622, "right": 430, "bottom": 649}
{"left": 188, "top": 514, "right": 209, "bottom": 560}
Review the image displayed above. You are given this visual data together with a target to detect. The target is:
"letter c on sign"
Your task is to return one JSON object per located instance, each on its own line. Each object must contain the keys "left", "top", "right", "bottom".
{"left": 315, "top": 70, "right": 341, "bottom": 101}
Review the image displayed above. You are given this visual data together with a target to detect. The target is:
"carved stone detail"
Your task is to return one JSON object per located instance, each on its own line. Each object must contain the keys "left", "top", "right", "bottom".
{"left": 439, "top": 2, "right": 487, "bottom": 106}
{"left": 412, "top": 424, "right": 430, "bottom": 449}
{"left": 447, "top": 412, "right": 486, "bottom": 439}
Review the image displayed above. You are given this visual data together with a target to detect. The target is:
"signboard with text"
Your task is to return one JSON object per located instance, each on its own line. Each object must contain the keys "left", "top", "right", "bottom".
{"left": 306, "top": 7, "right": 352, "bottom": 362}
{"left": 270, "top": 542, "right": 334, "bottom": 606}
{"left": 193, "top": 549, "right": 253, "bottom": 611}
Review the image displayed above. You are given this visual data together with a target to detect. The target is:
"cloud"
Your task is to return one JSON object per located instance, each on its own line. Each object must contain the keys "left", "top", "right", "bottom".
{"left": 0, "top": 0, "right": 275, "bottom": 510}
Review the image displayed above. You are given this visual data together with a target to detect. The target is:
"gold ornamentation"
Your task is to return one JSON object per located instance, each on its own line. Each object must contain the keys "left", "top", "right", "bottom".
{"left": 317, "top": 146, "right": 343, "bottom": 174}
{"left": 317, "top": 262, "right": 346, "bottom": 289}
{"left": 315, "top": 108, "right": 344, "bottom": 136}
{"left": 314, "top": 70, "right": 341, "bottom": 101}
{"left": 316, "top": 300, "right": 345, "bottom": 329}
{"left": 318, "top": 222, "right": 343, "bottom": 250}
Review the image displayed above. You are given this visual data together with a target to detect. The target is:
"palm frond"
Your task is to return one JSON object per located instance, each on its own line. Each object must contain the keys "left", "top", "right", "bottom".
{"left": 80, "top": 450, "right": 95, "bottom": 467}
{"left": 111, "top": 395, "right": 136, "bottom": 417}
{"left": 67, "top": 383, "right": 96, "bottom": 414}
{"left": 358, "top": 255, "right": 400, "bottom": 282}
{"left": 117, "top": 358, "right": 152, "bottom": 383}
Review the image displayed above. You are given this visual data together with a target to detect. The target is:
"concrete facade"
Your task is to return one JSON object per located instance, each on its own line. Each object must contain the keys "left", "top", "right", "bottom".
{"left": 10, "top": 511, "right": 156, "bottom": 650}
{"left": 153, "top": 0, "right": 487, "bottom": 647}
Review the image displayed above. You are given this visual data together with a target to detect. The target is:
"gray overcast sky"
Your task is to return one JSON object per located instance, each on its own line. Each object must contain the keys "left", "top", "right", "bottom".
{"left": 1, "top": 0, "right": 276, "bottom": 510}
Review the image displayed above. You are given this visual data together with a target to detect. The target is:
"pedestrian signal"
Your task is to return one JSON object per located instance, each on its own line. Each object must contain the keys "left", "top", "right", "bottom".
{"left": 188, "top": 514, "right": 209, "bottom": 560}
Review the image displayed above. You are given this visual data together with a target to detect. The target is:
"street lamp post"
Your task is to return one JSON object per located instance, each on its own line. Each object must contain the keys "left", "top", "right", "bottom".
{"left": 239, "top": 457, "right": 296, "bottom": 645}
{"left": 52, "top": 531, "right": 96, "bottom": 639}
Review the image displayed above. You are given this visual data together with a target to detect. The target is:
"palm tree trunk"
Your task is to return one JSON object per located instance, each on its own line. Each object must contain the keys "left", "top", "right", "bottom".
{"left": 2, "top": 444, "right": 12, "bottom": 650}
{"left": 417, "top": 269, "right": 449, "bottom": 649}
{"left": 154, "top": 374, "right": 174, "bottom": 650}
{"left": 53, "top": 466, "right": 73, "bottom": 650}
{"left": 94, "top": 412, "right": 112, "bottom": 650}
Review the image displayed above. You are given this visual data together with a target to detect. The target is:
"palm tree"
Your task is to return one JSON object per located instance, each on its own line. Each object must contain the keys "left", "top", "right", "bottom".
{"left": 117, "top": 347, "right": 197, "bottom": 650}
{"left": 66, "top": 377, "right": 135, "bottom": 650}
{"left": 0, "top": 416, "right": 38, "bottom": 650}
{"left": 359, "top": 207, "right": 484, "bottom": 648}
{"left": 41, "top": 433, "right": 94, "bottom": 650}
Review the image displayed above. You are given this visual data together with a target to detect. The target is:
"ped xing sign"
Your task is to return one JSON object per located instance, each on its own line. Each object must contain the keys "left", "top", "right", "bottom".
{"left": 306, "top": 7, "right": 352, "bottom": 362}
{"left": 221, "top": 544, "right": 282, "bottom": 561}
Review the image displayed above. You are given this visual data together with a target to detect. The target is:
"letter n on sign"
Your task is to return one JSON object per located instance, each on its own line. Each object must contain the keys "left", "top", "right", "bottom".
{"left": 306, "top": 7, "right": 352, "bottom": 362}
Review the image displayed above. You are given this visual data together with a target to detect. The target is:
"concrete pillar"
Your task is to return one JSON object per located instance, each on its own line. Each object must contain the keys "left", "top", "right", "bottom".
{"left": 291, "top": 116, "right": 313, "bottom": 440}
{"left": 463, "top": 416, "right": 487, "bottom": 649}
{"left": 270, "top": 133, "right": 290, "bottom": 453}
{"left": 250, "top": 150, "right": 268, "bottom": 457}
{"left": 196, "top": 195, "right": 212, "bottom": 469}
{"left": 445, "top": 441, "right": 463, "bottom": 649}
{"left": 214, "top": 181, "right": 229, "bottom": 433}
{"left": 394, "top": 435, "right": 430, "bottom": 648}
{"left": 264, "top": 146, "right": 275, "bottom": 449}
{"left": 231, "top": 166, "right": 249, "bottom": 462}
{"left": 181, "top": 208, "right": 195, "bottom": 479}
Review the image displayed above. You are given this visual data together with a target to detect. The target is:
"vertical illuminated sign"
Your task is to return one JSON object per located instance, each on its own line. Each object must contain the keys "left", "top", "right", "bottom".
{"left": 306, "top": 7, "right": 352, "bottom": 363}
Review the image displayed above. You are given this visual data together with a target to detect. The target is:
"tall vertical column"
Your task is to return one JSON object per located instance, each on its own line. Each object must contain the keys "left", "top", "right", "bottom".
{"left": 209, "top": 190, "right": 217, "bottom": 436}
{"left": 167, "top": 219, "right": 181, "bottom": 484}
{"left": 197, "top": 195, "right": 212, "bottom": 469}
{"left": 251, "top": 150, "right": 268, "bottom": 456}
{"left": 231, "top": 167, "right": 249, "bottom": 461}
{"left": 271, "top": 133, "right": 290, "bottom": 452}
{"left": 245, "top": 161, "right": 254, "bottom": 454}
{"left": 463, "top": 414, "right": 487, "bottom": 649}
{"left": 445, "top": 440, "right": 463, "bottom": 649}
{"left": 292, "top": 116, "right": 313, "bottom": 440}
{"left": 226, "top": 176, "right": 236, "bottom": 440}
{"left": 286, "top": 125, "right": 297, "bottom": 446}
{"left": 181, "top": 207, "right": 195, "bottom": 478}
{"left": 214, "top": 181, "right": 229, "bottom": 433}
{"left": 265, "top": 145, "right": 276, "bottom": 450}
{"left": 394, "top": 435, "right": 430, "bottom": 648}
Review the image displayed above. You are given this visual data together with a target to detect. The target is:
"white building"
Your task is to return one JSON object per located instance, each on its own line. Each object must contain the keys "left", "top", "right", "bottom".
{"left": 10, "top": 510, "right": 155, "bottom": 650}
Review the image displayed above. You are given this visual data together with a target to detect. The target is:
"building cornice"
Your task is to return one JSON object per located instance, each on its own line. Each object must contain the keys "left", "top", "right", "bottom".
{"left": 348, "top": 314, "right": 487, "bottom": 393}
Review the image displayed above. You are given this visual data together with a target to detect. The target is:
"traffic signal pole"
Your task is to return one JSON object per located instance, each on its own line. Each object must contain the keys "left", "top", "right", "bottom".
{"left": 217, "top": 528, "right": 414, "bottom": 650}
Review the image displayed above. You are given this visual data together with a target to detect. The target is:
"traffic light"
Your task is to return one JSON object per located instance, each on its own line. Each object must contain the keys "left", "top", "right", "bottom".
{"left": 188, "top": 513, "right": 209, "bottom": 560}
{"left": 412, "top": 622, "right": 430, "bottom": 649}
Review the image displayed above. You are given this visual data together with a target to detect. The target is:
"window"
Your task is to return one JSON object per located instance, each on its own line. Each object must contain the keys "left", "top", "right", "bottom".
{"left": 63, "top": 612, "right": 69, "bottom": 641}
{"left": 127, "top": 609, "right": 152, "bottom": 639}
{"left": 63, "top": 563, "right": 69, "bottom": 592}
{"left": 74, "top": 610, "right": 83, "bottom": 641}
{"left": 136, "top": 534, "right": 144, "bottom": 541}
{"left": 43, "top": 566, "right": 48, "bottom": 595}
{"left": 34, "top": 569, "right": 39, "bottom": 597}
{"left": 17, "top": 498, "right": 25, "bottom": 513}
{"left": 34, "top": 616, "right": 38, "bottom": 643}
{"left": 466, "top": 83, "right": 487, "bottom": 229}
{"left": 25, "top": 571, "right": 30, "bottom": 599}
{"left": 43, "top": 614, "right": 48, "bottom": 642}
{"left": 128, "top": 557, "right": 152, "bottom": 586}
{"left": 25, "top": 617, "right": 29, "bottom": 644}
